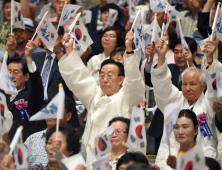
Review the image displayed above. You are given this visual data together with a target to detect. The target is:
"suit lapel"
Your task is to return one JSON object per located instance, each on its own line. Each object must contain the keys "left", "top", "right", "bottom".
{"left": 48, "top": 58, "right": 58, "bottom": 86}
{"left": 9, "top": 89, "right": 27, "bottom": 111}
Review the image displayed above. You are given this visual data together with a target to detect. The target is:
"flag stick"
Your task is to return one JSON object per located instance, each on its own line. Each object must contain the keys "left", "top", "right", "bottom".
{"left": 9, "top": 126, "right": 23, "bottom": 155}
{"left": 161, "top": 4, "right": 169, "bottom": 38}
{"left": 210, "top": 2, "right": 221, "bottom": 41}
{"left": 11, "top": 0, "right": 14, "bottom": 34}
{"left": 56, "top": 83, "right": 63, "bottom": 139}
{"left": 63, "top": 12, "right": 81, "bottom": 45}
{"left": 150, "top": 13, "right": 157, "bottom": 62}
{"left": 186, "top": 60, "right": 189, "bottom": 67}
{"left": 57, "top": 1, "right": 67, "bottom": 32}
{"left": 31, "top": 11, "right": 48, "bottom": 41}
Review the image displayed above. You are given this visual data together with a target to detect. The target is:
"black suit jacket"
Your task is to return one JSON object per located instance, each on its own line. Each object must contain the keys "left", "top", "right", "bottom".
{"left": 8, "top": 70, "right": 44, "bottom": 142}
{"left": 31, "top": 51, "right": 80, "bottom": 129}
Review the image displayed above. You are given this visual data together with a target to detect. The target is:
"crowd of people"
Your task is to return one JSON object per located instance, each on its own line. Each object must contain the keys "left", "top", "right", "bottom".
{"left": 1, "top": 0, "right": 222, "bottom": 169}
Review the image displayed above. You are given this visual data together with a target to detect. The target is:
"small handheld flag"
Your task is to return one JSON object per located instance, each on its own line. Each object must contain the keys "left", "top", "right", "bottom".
{"left": 161, "top": 4, "right": 170, "bottom": 38}
{"left": 92, "top": 154, "right": 109, "bottom": 170}
{"left": 9, "top": 126, "right": 23, "bottom": 155}
{"left": 210, "top": 2, "right": 221, "bottom": 41}
{"left": 61, "top": 154, "right": 85, "bottom": 170}
{"left": 104, "top": 9, "right": 118, "bottom": 29}
{"left": 150, "top": 0, "right": 175, "bottom": 13}
{"left": 82, "top": 10, "right": 92, "bottom": 25}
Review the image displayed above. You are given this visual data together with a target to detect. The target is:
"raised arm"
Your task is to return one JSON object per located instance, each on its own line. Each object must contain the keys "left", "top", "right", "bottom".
{"left": 58, "top": 34, "right": 97, "bottom": 109}
{"left": 122, "top": 31, "right": 145, "bottom": 107}
{"left": 151, "top": 38, "right": 182, "bottom": 112}
{"left": 25, "top": 40, "right": 44, "bottom": 114}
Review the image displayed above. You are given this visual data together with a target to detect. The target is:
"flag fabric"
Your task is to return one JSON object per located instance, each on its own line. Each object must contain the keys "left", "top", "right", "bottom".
{"left": 91, "top": 125, "right": 114, "bottom": 158}
{"left": 82, "top": 10, "right": 92, "bottom": 25}
{"left": 0, "top": 53, "right": 18, "bottom": 95}
{"left": 37, "top": 15, "right": 58, "bottom": 52}
{"left": 59, "top": 4, "right": 81, "bottom": 26}
{"left": 211, "top": 3, "right": 221, "bottom": 41}
{"left": 11, "top": 0, "right": 25, "bottom": 30}
{"left": 61, "top": 154, "right": 85, "bottom": 170}
{"left": 129, "top": 0, "right": 137, "bottom": 17}
{"left": 125, "top": 106, "right": 147, "bottom": 155}
{"left": 92, "top": 154, "right": 109, "bottom": 170}
{"left": 151, "top": 15, "right": 161, "bottom": 43}
{"left": 70, "top": 16, "right": 93, "bottom": 52}
{"left": 161, "top": 5, "right": 171, "bottom": 37}
{"left": 176, "top": 145, "right": 205, "bottom": 170}
{"left": 29, "top": 86, "right": 65, "bottom": 121}
{"left": 132, "top": 11, "right": 145, "bottom": 52}
{"left": 215, "top": 9, "right": 222, "bottom": 42}
{"left": 104, "top": 9, "right": 118, "bottom": 29}
{"left": 146, "top": 20, "right": 161, "bottom": 38}
{"left": 150, "top": 0, "right": 175, "bottom": 13}
{"left": 0, "top": 91, "right": 12, "bottom": 137}
{"left": 75, "top": 40, "right": 84, "bottom": 56}
{"left": 209, "top": 62, "right": 222, "bottom": 99}
{"left": 169, "top": 9, "right": 181, "bottom": 36}
{"left": 178, "top": 20, "right": 188, "bottom": 55}
{"left": 162, "top": 100, "right": 182, "bottom": 147}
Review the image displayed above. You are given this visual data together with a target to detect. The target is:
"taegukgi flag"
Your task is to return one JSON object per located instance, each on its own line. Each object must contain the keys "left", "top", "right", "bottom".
{"left": 176, "top": 146, "right": 205, "bottom": 170}
{"left": 37, "top": 14, "right": 58, "bottom": 52}
{"left": 92, "top": 154, "right": 109, "bottom": 170}
{"left": 151, "top": 13, "right": 161, "bottom": 43}
{"left": 215, "top": 8, "right": 222, "bottom": 41}
{"left": 59, "top": 4, "right": 81, "bottom": 26}
{"left": 211, "top": 2, "right": 221, "bottom": 41}
{"left": 70, "top": 16, "right": 93, "bottom": 52}
{"left": 125, "top": 106, "right": 147, "bottom": 155}
{"left": 82, "top": 10, "right": 92, "bottom": 25}
{"left": 129, "top": 0, "right": 137, "bottom": 17}
{"left": 29, "top": 86, "right": 65, "bottom": 121}
{"left": 11, "top": 0, "right": 25, "bottom": 30}
{"left": 0, "top": 91, "right": 12, "bottom": 137}
{"left": 104, "top": 9, "right": 118, "bottom": 29}
{"left": 0, "top": 52, "right": 18, "bottom": 95}
{"left": 177, "top": 19, "right": 188, "bottom": 55}
{"left": 90, "top": 125, "right": 114, "bottom": 158}
{"left": 150, "top": 0, "right": 175, "bottom": 13}
{"left": 132, "top": 10, "right": 145, "bottom": 52}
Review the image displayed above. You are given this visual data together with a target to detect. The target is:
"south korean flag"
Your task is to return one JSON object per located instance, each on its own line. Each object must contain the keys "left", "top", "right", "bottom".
{"left": 125, "top": 106, "right": 147, "bottom": 156}
{"left": 11, "top": 0, "right": 25, "bottom": 30}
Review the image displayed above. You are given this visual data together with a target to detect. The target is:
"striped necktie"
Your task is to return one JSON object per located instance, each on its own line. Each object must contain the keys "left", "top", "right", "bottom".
{"left": 41, "top": 55, "right": 52, "bottom": 88}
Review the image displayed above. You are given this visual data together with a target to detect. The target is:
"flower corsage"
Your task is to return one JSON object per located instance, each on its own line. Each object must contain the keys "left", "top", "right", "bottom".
{"left": 197, "top": 113, "right": 212, "bottom": 137}
{"left": 14, "top": 99, "right": 30, "bottom": 124}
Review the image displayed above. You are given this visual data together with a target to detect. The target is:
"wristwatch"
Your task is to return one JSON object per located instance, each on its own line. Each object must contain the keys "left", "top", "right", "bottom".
{"left": 55, "top": 49, "right": 62, "bottom": 55}
{"left": 126, "top": 51, "right": 134, "bottom": 54}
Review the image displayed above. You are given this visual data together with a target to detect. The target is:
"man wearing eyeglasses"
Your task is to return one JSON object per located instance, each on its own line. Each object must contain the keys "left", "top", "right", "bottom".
{"left": 59, "top": 31, "right": 144, "bottom": 164}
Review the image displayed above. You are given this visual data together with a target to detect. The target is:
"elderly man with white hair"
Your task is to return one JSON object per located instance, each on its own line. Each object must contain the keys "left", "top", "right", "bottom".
{"left": 151, "top": 38, "right": 221, "bottom": 169}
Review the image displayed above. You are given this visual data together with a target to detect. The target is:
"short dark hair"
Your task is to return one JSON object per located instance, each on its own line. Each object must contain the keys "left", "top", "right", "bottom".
{"left": 64, "top": 96, "right": 74, "bottom": 113}
{"left": 125, "top": 163, "right": 151, "bottom": 170}
{"left": 99, "top": 59, "right": 125, "bottom": 77}
{"left": 51, "top": 22, "right": 64, "bottom": 36}
{"left": 171, "top": 37, "right": 197, "bottom": 55}
{"left": 205, "top": 157, "right": 221, "bottom": 170}
{"left": 100, "top": 3, "right": 121, "bottom": 21}
{"left": 7, "top": 57, "right": 28, "bottom": 76}
{"left": 46, "top": 124, "right": 80, "bottom": 156}
{"left": 110, "top": 47, "right": 125, "bottom": 59}
{"left": 101, "top": 26, "right": 124, "bottom": 49}
{"left": 116, "top": 152, "right": 149, "bottom": 170}
{"left": 177, "top": 109, "right": 198, "bottom": 141}
{"left": 167, "top": 26, "right": 177, "bottom": 47}
{"left": 108, "top": 117, "right": 130, "bottom": 134}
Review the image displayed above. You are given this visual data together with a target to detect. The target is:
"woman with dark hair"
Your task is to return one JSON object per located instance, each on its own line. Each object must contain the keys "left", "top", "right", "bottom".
{"left": 157, "top": 109, "right": 215, "bottom": 170}
{"left": 87, "top": 26, "right": 124, "bottom": 85}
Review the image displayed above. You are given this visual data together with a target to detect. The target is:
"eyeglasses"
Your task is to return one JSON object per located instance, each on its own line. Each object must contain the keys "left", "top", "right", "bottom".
{"left": 99, "top": 74, "right": 118, "bottom": 79}
{"left": 102, "top": 34, "right": 117, "bottom": 39}
{"left": 111, "top": 129, "right": 127, "bottom": 136}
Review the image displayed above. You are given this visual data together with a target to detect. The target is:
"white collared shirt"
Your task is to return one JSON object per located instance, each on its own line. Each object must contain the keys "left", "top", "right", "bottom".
{"left": 41, "top": 53, "right": 56, "bottom": 100}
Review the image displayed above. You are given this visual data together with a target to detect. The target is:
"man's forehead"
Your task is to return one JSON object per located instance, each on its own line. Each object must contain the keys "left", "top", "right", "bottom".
{"left": 101, "top": 64, "right": 119, "bottom": 72}
{"left": 183, "top": 70, "right": 201, "bottom": 79}
{"left": 8, "top": 62, "right": 22, "bottom": 69}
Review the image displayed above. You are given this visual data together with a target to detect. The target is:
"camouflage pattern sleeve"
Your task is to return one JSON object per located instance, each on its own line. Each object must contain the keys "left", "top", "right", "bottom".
{"left": 0, "top": 21, "right": 11, "bottom": 51}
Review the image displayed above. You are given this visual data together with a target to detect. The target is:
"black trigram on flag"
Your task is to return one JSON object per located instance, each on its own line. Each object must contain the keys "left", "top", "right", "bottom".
{"left": 15, "top": 17, "right": 17, "bottom": 23}
{"left": 83, "top": 35, "right": 87, "bottom": 42}
{"left": 15, "top": 5, "right": 18, "bottom": 12}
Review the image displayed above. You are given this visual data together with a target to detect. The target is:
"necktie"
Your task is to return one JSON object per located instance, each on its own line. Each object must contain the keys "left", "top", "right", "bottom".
{"left": 41, "top": 55, "right": 52, "bottom": 88}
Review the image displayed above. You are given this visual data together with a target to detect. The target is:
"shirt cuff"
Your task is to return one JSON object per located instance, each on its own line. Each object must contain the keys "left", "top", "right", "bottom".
{"left": 27, "top": 61, "right": 37, "bottom": 73}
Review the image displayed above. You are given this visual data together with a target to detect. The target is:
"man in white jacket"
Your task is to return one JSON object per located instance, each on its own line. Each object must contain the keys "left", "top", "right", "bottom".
{"left": 151, "top": 38, "right": 220, "bottom": 169}
{"left": 58, "top": 31, "right": 144, "bottom": 163}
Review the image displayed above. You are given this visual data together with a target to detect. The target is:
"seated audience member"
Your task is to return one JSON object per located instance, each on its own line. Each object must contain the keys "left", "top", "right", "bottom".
{"left": 205, "top": 157, "right": 221, "bottom": 170}
{"left": 0, "top": 124, "right": 80, "bottom": 170}
{"left": 160, "top": 109, "right": 198, "bottom": 169}
{"left": 24, "top": 96, "right": 86, "bottom": 167}
{"left": 7, "top": 18, "right": 45, "bottom": 59}
{"left": 87, "top": 26, "right": 124, "bottom": 85}
{"left": 0, "top": 0, "right": 31, "bottom": 51}
{"left": 116, "top": 152, "right": 149, "bottom": 170}
{"left": 27, "top": 23, "right": 80, "bottom": 131}
{"left": 58, "top": 31, "right": 144, "bottom": 163}
{"left": 108, "top": 117, "right": 130, "bottom": 170}
{"left": 110, "top": 47, "right": 125, "bottom": 65}
{"left": 151, "top": 38, "right": 219, "bottom": 167}
{"left": 125, "top": 163, "right": 151, "bottom": 170}
{"left": 7, "top": 42, "right": 44, "bottom": 141}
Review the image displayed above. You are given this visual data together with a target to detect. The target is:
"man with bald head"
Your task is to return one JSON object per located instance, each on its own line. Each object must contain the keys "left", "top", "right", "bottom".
{"left": 151, "top": 38, "right": 221, "bottom": 169}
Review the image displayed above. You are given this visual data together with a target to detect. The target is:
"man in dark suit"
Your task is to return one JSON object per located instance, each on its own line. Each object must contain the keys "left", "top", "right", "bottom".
{"left": 7, "top": 40, "right": 44, "bottom": 142}
{"left": 31, "top": 23, "right": 80, "bottom": 131}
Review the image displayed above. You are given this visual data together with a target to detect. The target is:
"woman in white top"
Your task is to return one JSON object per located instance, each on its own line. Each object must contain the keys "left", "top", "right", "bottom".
{"left": 158, "top": 109, "right": 215, "bottom": 170}
{"left": 87, "top": 27, "right": 124, "bottom": 85}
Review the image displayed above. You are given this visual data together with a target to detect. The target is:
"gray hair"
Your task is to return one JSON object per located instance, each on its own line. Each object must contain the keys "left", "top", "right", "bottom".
{"left": 181, "top": 67, "right": 206, "bottom": 85}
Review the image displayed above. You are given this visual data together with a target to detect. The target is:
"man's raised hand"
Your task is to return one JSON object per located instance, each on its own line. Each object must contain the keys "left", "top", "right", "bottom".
{"left": 62, "top": 33, "right": 74, "bottom": 56}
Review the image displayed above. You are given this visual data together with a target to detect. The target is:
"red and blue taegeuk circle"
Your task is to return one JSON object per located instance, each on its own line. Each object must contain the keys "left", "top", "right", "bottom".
{"left": 135, "top": 125, "right": 143, "bottom": 139}
{"left": 185, "top": 161, "right": 193, "bottom": 170}
{"left": 18, "top": 10, "right": 21, "bottom": 21}
{"left": 18, "top": 148, "right": 23, "bottom": 165}
{"left": 98, "top": 137, "right": 107, "bottom": 151}
{"left": 75, "top": 28, "right": 82, "bottom": 40}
